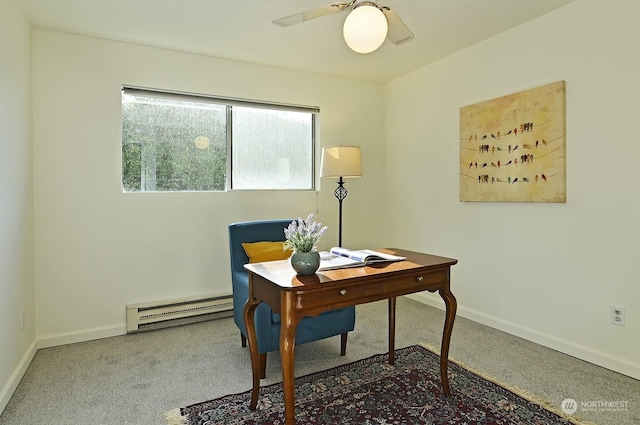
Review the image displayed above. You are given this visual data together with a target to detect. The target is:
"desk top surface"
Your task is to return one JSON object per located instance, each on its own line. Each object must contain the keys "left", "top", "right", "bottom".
{"left": 244, "top": 248, "right": 458, "bottom": 289}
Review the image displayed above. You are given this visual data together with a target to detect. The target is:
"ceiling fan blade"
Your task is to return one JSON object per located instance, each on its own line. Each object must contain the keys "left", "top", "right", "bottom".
{"left": 381, "top": 7, "right": 414, "bottom": 45}
{"left": 273, "top": 2, "right": 349, "bottom": 27}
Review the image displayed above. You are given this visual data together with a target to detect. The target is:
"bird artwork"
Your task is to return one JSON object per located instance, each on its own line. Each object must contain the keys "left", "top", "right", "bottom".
{"left": 459, "top": 81, "right": 566, "bottom": 202}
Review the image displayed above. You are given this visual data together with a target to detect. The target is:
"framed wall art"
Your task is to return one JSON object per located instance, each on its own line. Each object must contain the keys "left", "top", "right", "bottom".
{"left": 460, "top": 81, "right": 566, "bottom": 202}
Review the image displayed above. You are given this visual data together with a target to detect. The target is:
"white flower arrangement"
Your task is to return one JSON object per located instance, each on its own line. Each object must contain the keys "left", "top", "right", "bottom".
{"left": 283, "top": 213, "right": 328, "bottom": 253}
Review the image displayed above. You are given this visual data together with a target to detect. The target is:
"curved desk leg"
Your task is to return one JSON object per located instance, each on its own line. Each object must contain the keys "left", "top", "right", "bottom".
{"left": 280, "top": 293, "right": 300, "bottom": 425}
{"left": 243, "top": 298, "right": 261, "bottom": 410}
{"left": 439, "top": 284, "right": 457, "bottom": 397}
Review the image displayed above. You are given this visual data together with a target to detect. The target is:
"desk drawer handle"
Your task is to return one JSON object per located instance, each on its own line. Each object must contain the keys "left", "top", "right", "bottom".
{"left": 416, "top": 276, "right": 424, "bottom": 282}
{"left": 339, "top": 289, "right": 347, "bottom": 295}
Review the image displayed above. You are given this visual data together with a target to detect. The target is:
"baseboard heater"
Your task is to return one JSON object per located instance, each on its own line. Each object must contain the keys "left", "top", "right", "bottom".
{"left": 126, "top": 293, "right": 234, "bottom": 333}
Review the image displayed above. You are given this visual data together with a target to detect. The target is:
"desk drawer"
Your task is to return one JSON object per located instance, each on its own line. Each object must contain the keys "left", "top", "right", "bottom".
{"left": 295, "top": 281, "right": 385, "bottom": 310}
{"left": 383, "top": 270, "right": 449, "bottom": 295}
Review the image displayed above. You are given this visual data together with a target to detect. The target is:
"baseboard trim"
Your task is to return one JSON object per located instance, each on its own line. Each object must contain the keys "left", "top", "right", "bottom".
{"left": 37, "top": 324, "right": 127, "bottom": 349}
{"left": 0, "top": 338, "right": 37, "bottom": 416}
{"left": 1, "top": 324, "right": 129, "bottom": 416}
{"left": 405, "top": 293, "right": 640, "bottom": 380}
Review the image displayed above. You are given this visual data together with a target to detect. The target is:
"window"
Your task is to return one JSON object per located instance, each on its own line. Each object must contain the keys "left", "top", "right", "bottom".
{"left": 121, "top": 87, "right": 317, "bottom": 192}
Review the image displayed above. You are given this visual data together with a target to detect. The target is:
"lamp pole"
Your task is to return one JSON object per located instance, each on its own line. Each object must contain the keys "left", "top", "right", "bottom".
{"left": 334, "top": 176, "right": 348, "bottom": 247}
{"left": 320, "top": 145, "right": 362, "bottom": 248}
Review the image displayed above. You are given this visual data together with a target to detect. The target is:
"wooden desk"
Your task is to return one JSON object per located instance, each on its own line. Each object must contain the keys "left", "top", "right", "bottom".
{"left": 243, "top": 248, "right": 458, "bottom": 425}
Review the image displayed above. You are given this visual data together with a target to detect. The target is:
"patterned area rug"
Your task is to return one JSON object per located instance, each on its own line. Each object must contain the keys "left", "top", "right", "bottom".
{"left": 166, "top": 344, "right": 590, "bottom": 425}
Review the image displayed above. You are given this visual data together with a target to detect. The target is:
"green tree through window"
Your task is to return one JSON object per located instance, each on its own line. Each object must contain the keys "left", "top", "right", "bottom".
{"left": 122, "top": 88, "right": 316, "bottom": 192}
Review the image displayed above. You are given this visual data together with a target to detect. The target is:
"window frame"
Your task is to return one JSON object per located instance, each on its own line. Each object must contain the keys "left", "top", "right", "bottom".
{"left": 121, "top": 85, "right": 319, "bottom": 192}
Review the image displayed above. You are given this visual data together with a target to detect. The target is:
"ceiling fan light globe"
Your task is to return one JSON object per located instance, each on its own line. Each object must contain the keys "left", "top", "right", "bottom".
{"left": 343, "top": 5, "right": 388, "bottom": 54}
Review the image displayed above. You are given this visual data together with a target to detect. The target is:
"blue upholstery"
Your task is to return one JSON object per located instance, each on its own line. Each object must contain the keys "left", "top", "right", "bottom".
{"left": 228, "top": 220, "right": 356, "bottom": 356}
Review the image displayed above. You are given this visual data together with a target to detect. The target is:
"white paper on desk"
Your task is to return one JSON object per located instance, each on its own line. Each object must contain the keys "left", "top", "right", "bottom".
{"left": 318, "top": 249, "right": 406, "bottom": 271}
{"left": 317, "top": 251, "right": 363, "bottom": 271}
{"left": 329, "top": 247, "right": 406, "bottom": 264}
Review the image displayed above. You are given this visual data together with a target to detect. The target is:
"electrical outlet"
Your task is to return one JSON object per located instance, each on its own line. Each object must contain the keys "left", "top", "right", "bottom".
{"left": 610, "top": 305, "right": 625, "bottom": 327}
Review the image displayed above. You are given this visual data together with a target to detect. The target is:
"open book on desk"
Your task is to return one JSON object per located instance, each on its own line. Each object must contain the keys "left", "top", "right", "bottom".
{"left": 318, "top": 248, "right": 407, "bottom": 271}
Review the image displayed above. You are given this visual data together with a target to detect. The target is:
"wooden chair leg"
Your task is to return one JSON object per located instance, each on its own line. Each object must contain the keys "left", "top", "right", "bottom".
{"left": 242, "top": 331, "right": 266, "bottom": 378}
{"left": 340, "top": 332, "right": 348, "bottom": 356}
{"left": 259, "top": 353, "right": 267, "bottom": 379}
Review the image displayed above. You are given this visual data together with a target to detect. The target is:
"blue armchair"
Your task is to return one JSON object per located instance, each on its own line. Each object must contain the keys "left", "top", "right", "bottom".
{"left": 228, "top": 220, "right": 356, "bottom": 378}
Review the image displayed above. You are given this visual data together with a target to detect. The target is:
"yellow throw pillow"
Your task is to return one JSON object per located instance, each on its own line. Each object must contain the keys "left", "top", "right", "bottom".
{"left": 242, "top": 241, "right": 293, "bottom": 263}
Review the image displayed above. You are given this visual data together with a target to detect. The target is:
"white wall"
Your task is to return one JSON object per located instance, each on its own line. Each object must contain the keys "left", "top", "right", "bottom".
{"left": 384, "top": 0, "right": 640, "bottom": 379}
{"left": 4, "top": 2, "right": 635, "bottom": 417}
{"left": 0, "top": 0, "right": 36, "bottom": 413}
{"left": 31, "top": 30, "right": 385, "bottom": 347}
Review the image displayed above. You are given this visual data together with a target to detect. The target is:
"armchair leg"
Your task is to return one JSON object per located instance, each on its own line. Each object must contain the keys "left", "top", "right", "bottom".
{"left": 241, "top": 332, "right": 247, "bottom": 348}
{"left": 340, "top": 332, "right": 348, "bottom": 356}
{"left": 259, "top": 353, "right": 267, "bottom": 379}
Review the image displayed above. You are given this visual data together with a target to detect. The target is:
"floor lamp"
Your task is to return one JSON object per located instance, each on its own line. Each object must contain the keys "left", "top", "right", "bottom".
{"left": 320, "top": 146, "right": 362, "bottom": 247}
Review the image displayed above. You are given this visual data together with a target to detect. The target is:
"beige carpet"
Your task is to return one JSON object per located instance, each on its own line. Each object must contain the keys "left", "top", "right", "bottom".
{"left": 0, "top": 298, "right": 638, "bottom": 425}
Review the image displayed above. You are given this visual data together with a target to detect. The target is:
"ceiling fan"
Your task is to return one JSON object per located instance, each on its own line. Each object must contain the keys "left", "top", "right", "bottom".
{"left": 273, "top": 0, "right": 414, "bottom": 54}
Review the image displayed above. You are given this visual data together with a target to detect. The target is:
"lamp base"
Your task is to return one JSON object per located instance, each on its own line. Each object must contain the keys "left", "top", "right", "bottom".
{"left": 335, "top": 177, "right": 348, "bottom": 247}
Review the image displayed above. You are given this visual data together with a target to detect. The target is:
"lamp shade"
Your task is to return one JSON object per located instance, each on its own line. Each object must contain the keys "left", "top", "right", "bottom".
{"left": 320, "top": 146, "right": 362, "bottom": 178}
{"left": 343, "top": 3, "right": 388, "bottom": 54}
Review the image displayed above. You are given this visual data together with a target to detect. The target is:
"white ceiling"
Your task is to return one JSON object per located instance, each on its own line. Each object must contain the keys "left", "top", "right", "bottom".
{"left": 18, "top": 0, "right": 575, "bottom": 83}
